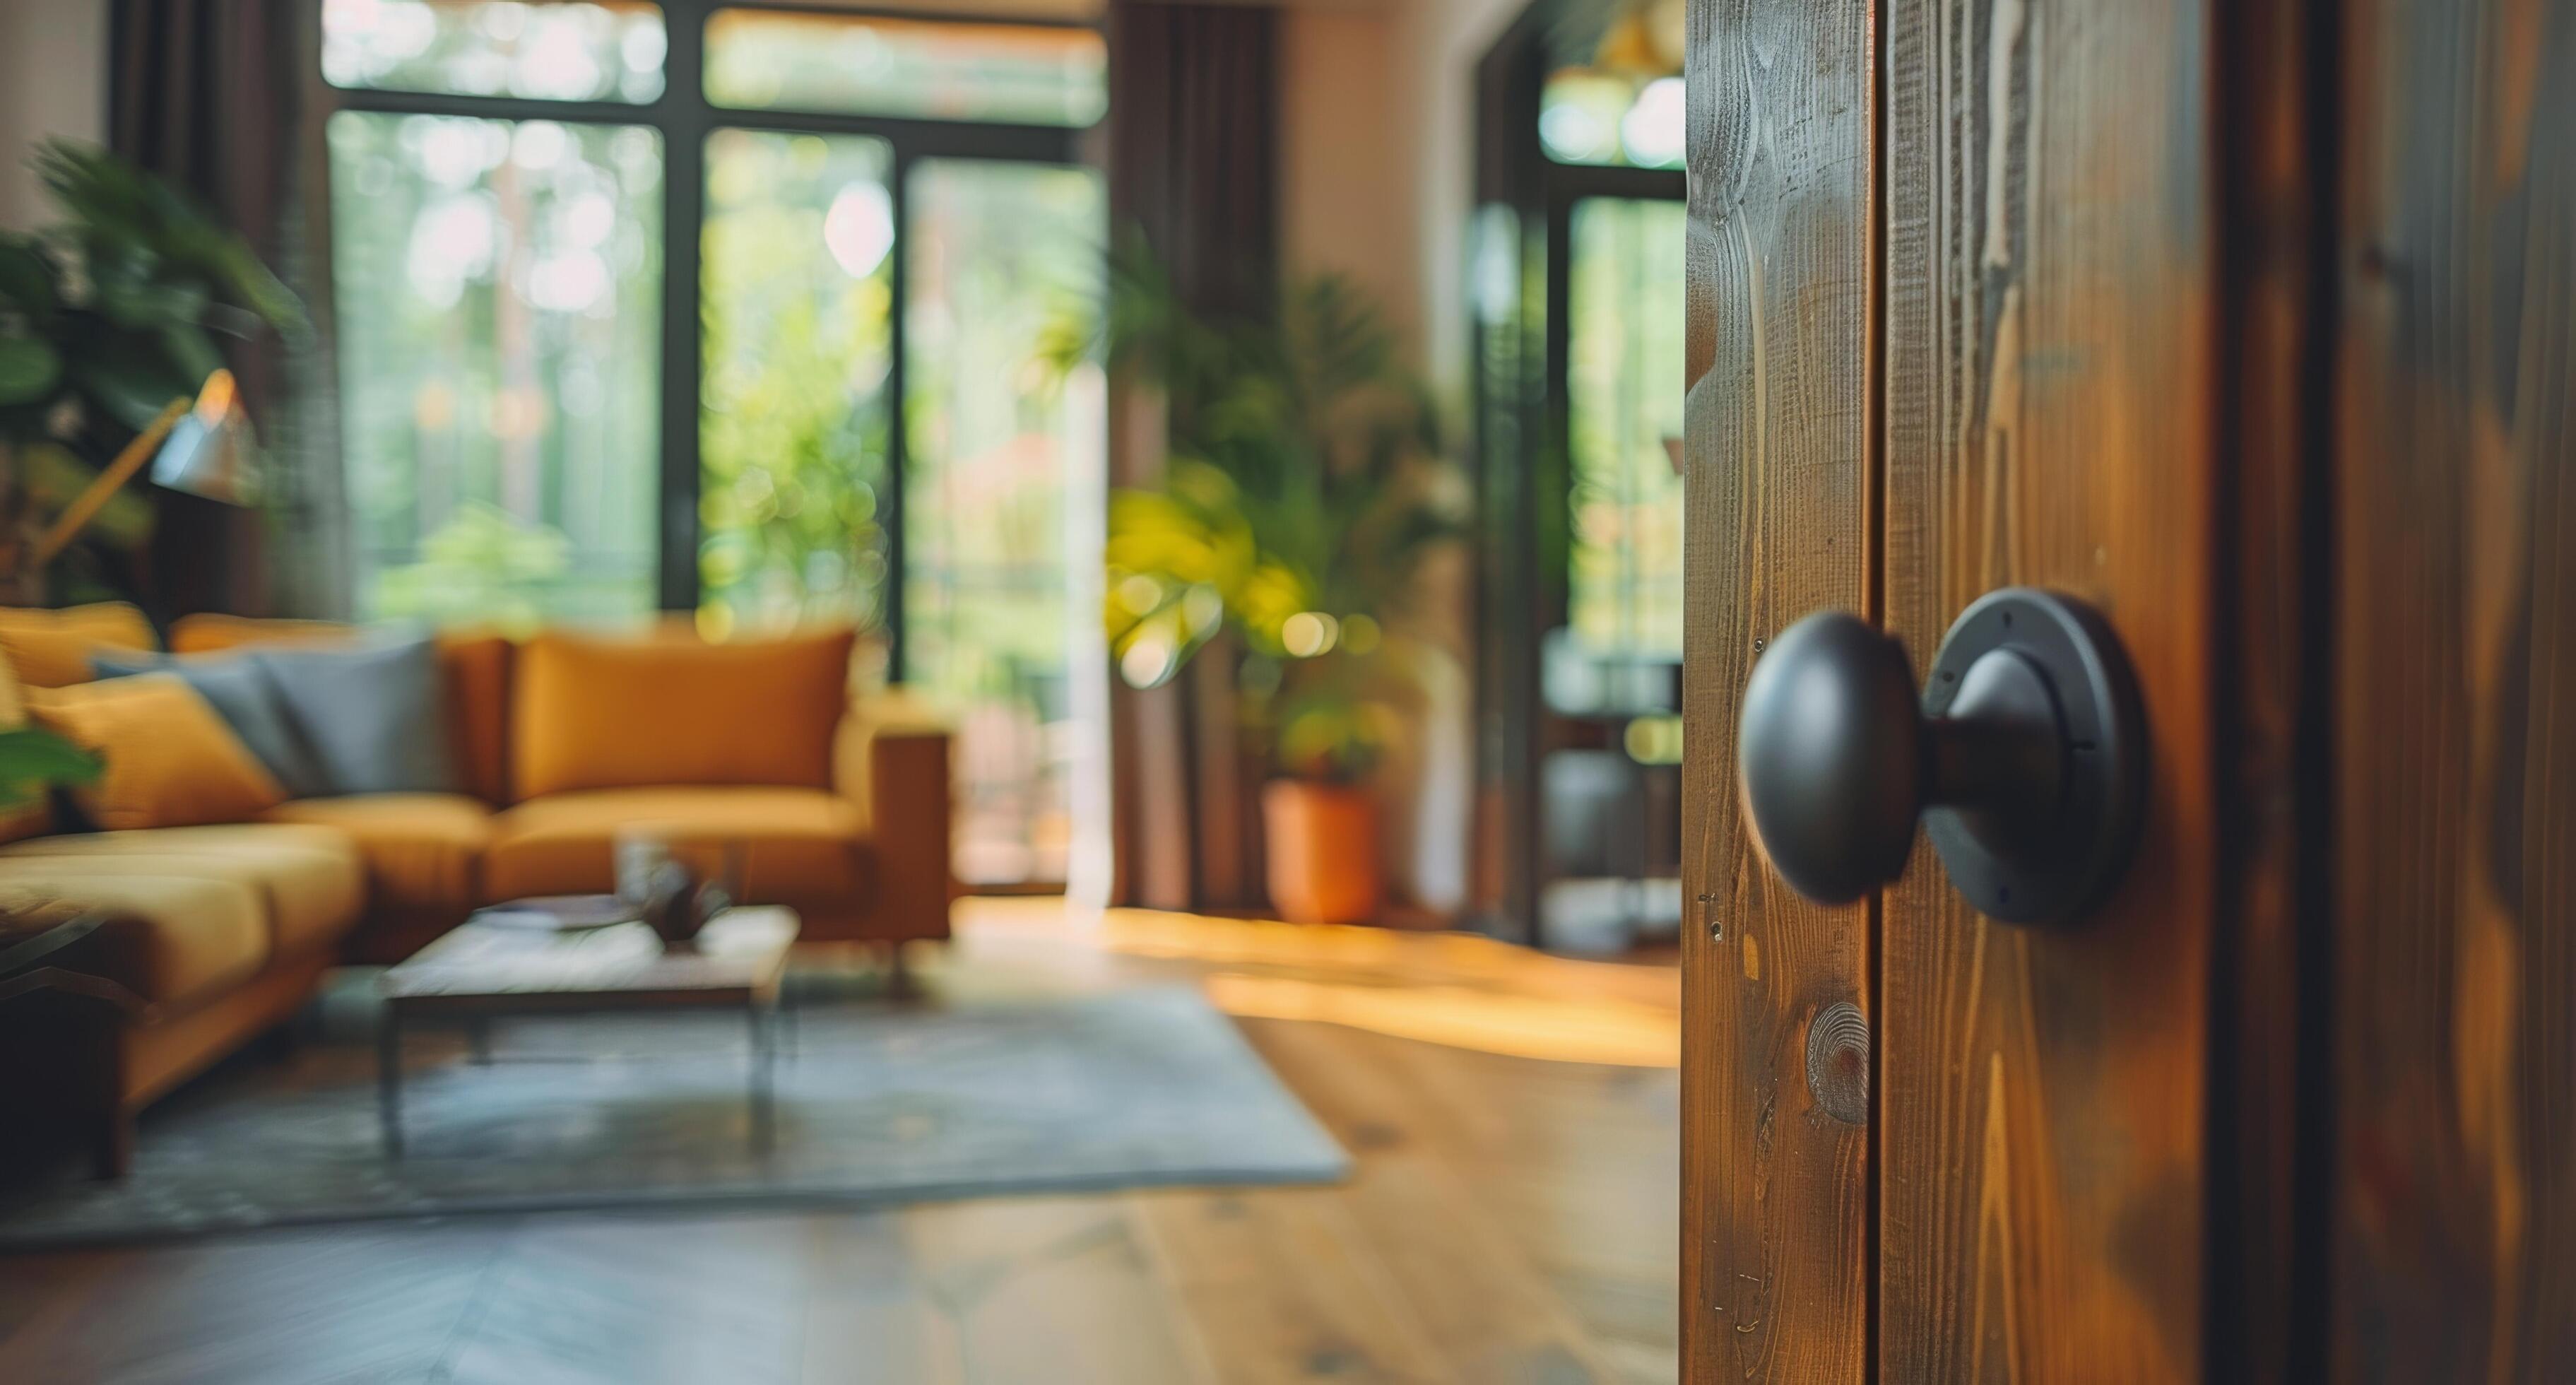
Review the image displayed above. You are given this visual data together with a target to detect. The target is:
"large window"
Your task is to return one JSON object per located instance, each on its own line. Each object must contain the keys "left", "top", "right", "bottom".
{"left": 322, "top": 0, "right": 1105, "bottom": 885}
{"left": 329, "top": 112, "right": 664, "bottom": 623}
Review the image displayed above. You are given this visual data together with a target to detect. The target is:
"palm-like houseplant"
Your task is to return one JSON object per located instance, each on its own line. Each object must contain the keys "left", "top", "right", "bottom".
{"left": 1073, "top": 249, "right": 1465, "bottom": 921}
{"left": 0, "top": 140, "right": 305, "bottom": 806}
{"left": 0, "top": 139, "right": 306, "bottom": 604}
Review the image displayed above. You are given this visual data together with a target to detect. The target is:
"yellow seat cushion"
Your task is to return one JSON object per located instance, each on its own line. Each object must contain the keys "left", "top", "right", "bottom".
{"left": 513, "top": 628, "right": 854, "bottom": 798}
{"left": 0, "top": 824, "right": 365, "bottom": 954}
{"left": 0, "top": 602, "right": 157, "bottom": 688}
{"left": 485, "top": 787, "right": 869, "bottom": 907}
{"left": 261, "top": 793, "right": 495, "bottom": 917}
{"left": 25, "top": 674, "right": 288, "bottom": 830}
{"left": 0, "top": 866, "right": 268, "bottom": 1006}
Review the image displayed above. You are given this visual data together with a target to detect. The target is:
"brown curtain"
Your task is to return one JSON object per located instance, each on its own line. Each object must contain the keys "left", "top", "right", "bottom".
{"left": 1105, "top": 0, "right": 1280, "bottom": 911}
{"left": 108, "top": 0, "right": 302, "bottom": 620}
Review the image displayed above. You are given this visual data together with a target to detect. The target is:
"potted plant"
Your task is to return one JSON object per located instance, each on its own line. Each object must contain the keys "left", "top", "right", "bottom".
{"left": 1071, "top": 250, "right": 1463, "bottom": 924}
{"left": 0, "top": 140, "right": 306, "bottom": 604}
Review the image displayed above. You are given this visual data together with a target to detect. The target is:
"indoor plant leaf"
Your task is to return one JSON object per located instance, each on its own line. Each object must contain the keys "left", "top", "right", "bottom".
{"left": 0, "top": 334, "right": 62, "bottom": 406}
{"left": 0, "top": 726, "right": 102, "bottom": 809}
{"left": 0, "top": 235, "right": 60, "bottom": 318}
{"left": 19, "top": 442, "right": 156, "bottom": 549}
{"left": 97, "top": 271, "right": 212, "bottom": 333}
{"left": 71, "top": 353, "right": 193, "bottom": 431}
{"left": 155, "top": 319, "right": 227, "bottom": 385}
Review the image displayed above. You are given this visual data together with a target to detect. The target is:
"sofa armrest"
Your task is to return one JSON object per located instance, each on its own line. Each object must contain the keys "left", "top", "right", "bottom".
{"left": 836, "top": 688, "right": 955, "bottom": 938}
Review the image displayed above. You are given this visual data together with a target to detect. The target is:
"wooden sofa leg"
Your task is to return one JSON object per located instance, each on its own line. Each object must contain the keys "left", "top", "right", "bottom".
{"left": 886, "top": 942, "right": 918, "bottom": 1000}
{"left": 91, "top": 1107, "right": 135, "bottom": 1181}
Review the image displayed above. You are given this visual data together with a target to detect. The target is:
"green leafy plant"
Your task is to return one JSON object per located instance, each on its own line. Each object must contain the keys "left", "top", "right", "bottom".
{"left": 1063, "top": 245, "right": 1465, "bottom": 782}
{"left": 0, "top": 726, "right": 99, "bottom": 811}
{"left": 0, "top": 139, "right": 307, "bottom": 596}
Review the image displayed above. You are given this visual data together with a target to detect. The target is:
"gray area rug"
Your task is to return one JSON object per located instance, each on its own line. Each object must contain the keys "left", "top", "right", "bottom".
{"left": 0, "top": 985, "right": 1347, "bottom": 1249}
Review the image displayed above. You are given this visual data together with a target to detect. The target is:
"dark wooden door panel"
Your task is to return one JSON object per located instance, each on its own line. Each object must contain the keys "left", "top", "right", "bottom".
{"left": 1878, "top": 0, "right": 2221, "bottom": 1377}
{"left": 1678, "top": 0, "right": 1875, "bottom": 1377}
{"left": 2331, "top": 1, "right": 2576, "bottom": 1377}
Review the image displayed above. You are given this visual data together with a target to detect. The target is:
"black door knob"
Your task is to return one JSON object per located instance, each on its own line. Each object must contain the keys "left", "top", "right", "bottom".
{"left": 1736, "top": 588, "right": 2146, "bottom": 926}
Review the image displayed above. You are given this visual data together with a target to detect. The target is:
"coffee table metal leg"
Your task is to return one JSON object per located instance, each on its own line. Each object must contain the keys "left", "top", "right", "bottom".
{"left": 378, "top": 1008, "right": 404, "bottom": 1161}
{"left": 748, "top": 1000, "right": 776, "bottom": 1156}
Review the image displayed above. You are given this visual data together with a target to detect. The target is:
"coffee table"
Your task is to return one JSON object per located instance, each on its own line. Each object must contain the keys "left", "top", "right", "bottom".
{"left": 376, "top": 907, "right": 799, "bottom": 1160}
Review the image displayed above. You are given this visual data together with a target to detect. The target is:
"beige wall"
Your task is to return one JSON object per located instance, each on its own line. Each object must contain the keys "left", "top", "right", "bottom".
{"left": 1274, "top": 0, "right": 1525, "bottom": 913}
{"left": 0, "top": 0, "right": 109, "bottom": 230}
{"left": 1393, "top": 0, "right": 1525, "bottom": 386}
{"left": 1277, "top": 5, "right": 1417, "bottom": 346}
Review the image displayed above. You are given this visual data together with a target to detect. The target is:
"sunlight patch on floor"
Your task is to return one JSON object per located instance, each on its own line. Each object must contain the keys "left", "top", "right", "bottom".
{"left": 954, "top": 897, "right": 1680, "bottom": 1068}
{"left": 1203, "top": 973, "right": 1679, "bottom": 1068}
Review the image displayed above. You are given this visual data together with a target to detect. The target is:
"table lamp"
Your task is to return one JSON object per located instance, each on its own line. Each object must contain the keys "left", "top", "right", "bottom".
{"left": 34, "top": 368, "right": 261, "bottom": 567}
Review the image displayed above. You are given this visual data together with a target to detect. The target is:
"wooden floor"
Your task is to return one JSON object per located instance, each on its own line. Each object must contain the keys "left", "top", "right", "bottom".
{"left": 0, "top": 900, "right": 1679, "bottom": 1384}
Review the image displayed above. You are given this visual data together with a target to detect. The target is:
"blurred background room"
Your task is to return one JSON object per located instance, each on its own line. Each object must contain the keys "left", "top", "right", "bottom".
{"left": 0, "top": 1, "right": 1686, "bottom": 1380}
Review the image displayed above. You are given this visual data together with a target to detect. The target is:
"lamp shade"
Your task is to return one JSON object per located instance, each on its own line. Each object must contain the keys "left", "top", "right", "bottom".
{"left": 151, "top": 368, "right": 261, "bottom": 506}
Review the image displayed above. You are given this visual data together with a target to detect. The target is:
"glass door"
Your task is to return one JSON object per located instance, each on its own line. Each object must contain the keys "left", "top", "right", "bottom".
{"left": 902, "top": 160, "right": 1105, "bottom": 887}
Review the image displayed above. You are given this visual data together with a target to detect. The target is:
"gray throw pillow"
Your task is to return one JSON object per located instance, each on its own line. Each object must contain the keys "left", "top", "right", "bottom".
{"left": 90, "top": 649, "right": 332, "bottom": 798}
{"left": 252, "top": 637, "right": 459, "bottom": 796}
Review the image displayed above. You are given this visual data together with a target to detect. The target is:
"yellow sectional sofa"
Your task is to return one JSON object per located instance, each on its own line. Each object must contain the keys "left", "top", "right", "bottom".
{"left": 0, "top": 606, "right": 954, "bottom": 1175}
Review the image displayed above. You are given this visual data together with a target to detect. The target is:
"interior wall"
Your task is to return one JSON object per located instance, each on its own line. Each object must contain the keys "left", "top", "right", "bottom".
{"left": 1275, "top": 0, "right": 1504, "bottom": 916}
{"left": 1278, "top": 6, "right": 1417, "bottom": 343}
{"left": 1395, "top": 0, "right": 1525, "bottom": 387}
{"left": 0, "top": 0, "right": 109, "bottom": 229}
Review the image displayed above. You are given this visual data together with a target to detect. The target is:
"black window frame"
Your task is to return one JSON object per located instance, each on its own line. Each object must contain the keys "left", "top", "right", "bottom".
{"left": 1469, "top": 0, "right": 1684, "bottom": 948}
{"left": 314, "top": 0, "right": 1097, "bottom": 680}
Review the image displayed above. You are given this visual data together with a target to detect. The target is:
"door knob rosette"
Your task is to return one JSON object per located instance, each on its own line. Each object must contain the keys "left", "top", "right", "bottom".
{"left": 1735, "top": 588, "right": 2146, "bottom": 926}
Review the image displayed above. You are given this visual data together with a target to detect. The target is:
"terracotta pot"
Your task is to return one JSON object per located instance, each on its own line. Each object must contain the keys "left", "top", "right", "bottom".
{"left": 1261, "top": 779, "right": 1381, "bottom": 924}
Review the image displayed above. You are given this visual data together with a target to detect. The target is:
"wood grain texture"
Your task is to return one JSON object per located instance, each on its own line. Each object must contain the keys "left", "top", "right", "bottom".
{"left": 1679, "top": 0, "right": 1876, "bottom": 1377}
{"left": 2329, "top": 0, "right": 2576, "bottom": 1377}
{"left": 1879, "top": 0, "right": 2219, "bottom": 1377}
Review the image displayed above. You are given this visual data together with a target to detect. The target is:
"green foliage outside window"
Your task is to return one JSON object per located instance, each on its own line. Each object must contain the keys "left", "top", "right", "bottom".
{"left": 697, "top": 130, "right": 891, "bottom": 637}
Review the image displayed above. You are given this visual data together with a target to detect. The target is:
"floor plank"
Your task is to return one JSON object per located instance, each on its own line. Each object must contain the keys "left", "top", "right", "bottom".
{"left": 0, "top": 902, "right": 1679, "bottom": 1384}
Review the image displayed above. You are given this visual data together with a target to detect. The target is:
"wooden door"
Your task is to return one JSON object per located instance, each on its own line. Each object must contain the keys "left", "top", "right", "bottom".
{"left": 1679, "top": 0, "right": 2576, "bottom": 1379}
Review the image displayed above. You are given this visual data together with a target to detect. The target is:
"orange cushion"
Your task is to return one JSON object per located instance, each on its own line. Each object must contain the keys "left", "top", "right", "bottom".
{"left": 166, "top": 618, "right": 515, "bottom": 806}
{"left": 27, "top": 675, "right": 285, "bottom": 830}
{"left": 512, "top": 628, "right": 855, "bottom": 798}
{"left": 167, "top": 614, "right": 353, "bottom": 654}
{"left": 0, "top": 602, "right": 157, "bottom": 688}
{"left": 437, "top": 635, "right": 514, "bottom": 805}
{"left": 484, "top": 787, "right": 869, "bottom": 907}
{"left": 261, "top": 792, "right": 495, "bottom": 916}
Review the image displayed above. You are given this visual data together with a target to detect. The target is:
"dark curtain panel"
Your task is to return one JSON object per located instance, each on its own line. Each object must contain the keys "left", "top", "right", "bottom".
{"left": 1105, "top": 0, "right": 1279, "bottom": 911}
{"left": 108, "top": 0, "right": 300, "bottom": 620}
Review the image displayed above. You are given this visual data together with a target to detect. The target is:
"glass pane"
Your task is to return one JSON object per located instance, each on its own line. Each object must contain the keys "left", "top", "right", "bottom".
{"left": 1537, "top": 0, "right": 1684, "bottom": 168}
{"left": 1540, "top": 72, "right": 1682, "bottom": 168}
{"left": 1566, "top": 198, "right": 1686, "bottom": 666}
{"left": 706, "top": 10, "right": 1107, "bottom": 126}
{"left": 699, "top": 129, "right": 896, "bottom": 638}
{"left": 328, "top": 111, "right": 664, "bottom": 624}
{"left": 905, "top": 159, "right": 1105, "bottom": 885}
{"left": 322, "top": 0, "right": 667, "bottom": 102}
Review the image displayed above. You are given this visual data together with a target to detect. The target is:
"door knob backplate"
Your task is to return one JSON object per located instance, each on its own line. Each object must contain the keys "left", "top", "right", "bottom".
{"left": 1737, "top": 588, "right": 2147, "bottom": 926}
{"left": 1919, "top": 589, "right": 2145, "bottom": 924}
